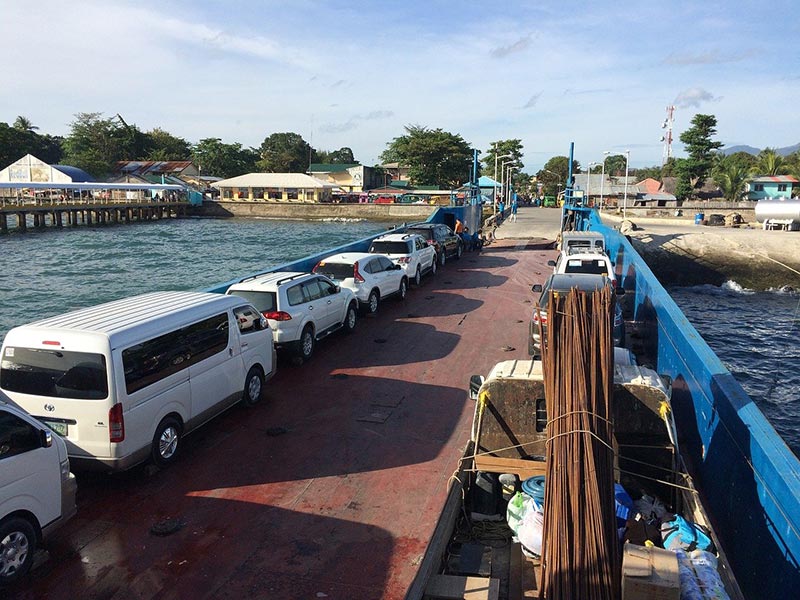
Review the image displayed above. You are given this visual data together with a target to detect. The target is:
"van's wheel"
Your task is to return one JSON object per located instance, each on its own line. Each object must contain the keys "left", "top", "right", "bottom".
{"left": 152, "top": 417, "right": 181, "bottom": 467}
{"left": 343, "top": 302, "right": 357, "bottom": 333}
{"left": 298, "top": 325, "right": 315, "bottom": 361}
{"left": 439, "top": 251, "right": 446, "bottom": 267}
{"left": 413, "top": 266, "right": 422, "bottom": 286}
{"left": 397, "top": 277, "right": 408, "bottom": 301}
{"left": 0, "top": 517, "right": 36, "bottom": 584}
{"left": 242, "top": 366, "right": 264, "bottom": 406}
{"left": 430, "top": 258, "right": 437, "bottom": 276}
{"left": 366, "top": 290, "right": 379, "bottom": 314}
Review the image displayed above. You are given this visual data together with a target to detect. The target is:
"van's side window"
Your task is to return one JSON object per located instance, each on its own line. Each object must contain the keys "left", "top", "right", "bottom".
{"left": 233, "top": 305, "right": 264, "bottom": 334}
{"left": 122, "top": 313, "right": 229, "bottom": 394}
{"left": 0, "top": 411, "right": 39, "bottom": 460}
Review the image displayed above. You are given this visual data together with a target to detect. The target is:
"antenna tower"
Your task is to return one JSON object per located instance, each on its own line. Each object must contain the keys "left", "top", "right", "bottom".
{"left": 660, "top": 105, "right": 676, "bottom": 165}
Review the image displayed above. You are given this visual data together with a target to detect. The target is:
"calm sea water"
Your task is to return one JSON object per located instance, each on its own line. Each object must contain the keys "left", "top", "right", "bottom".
{"left": 670, "top": 283, "right": 800, "bottom": 456}
{"left": 1, "top": 218, "right": 798, "bottom": 455}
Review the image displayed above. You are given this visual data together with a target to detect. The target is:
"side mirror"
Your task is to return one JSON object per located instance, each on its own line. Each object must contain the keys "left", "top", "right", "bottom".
{"left": 532, "top": 284, "right": 543, "bottom": 293}
{"left": 40, "top": 429, "right": 53, "bottom": 448}
{"left": 468, "top": 375, "right": 484, "bottom": 400}
{"left": 393, "top": 264, "right": 402, "bottom": 270}
{"left": 547, "top": 260, "right": 556, "bottom": 267}
{"left": 259, "top": 316, "right": 269, "bottom": 330}
{"left": 335, "top": 285, "right": 341, "bottom": 293}
{"left": 615, "top": 287, "right": 626, "bottom": 296}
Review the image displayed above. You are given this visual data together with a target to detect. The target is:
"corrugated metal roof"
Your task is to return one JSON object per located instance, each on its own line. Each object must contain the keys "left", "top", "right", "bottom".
{"left": 750, "top": 175, "right": 799, "bottom": 183}
{"left": 116, "top": 161, "right": 194, "bottom": 175}
{"left": 307, "top": 163, "right": 359, "bottom": 173}
{"left": 212, "top": 173, "right": 336, "bottom": 188}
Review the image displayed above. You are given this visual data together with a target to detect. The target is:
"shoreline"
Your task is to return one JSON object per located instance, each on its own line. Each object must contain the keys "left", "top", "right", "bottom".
{"left": 599, "top": 212, "right": 800, "bottom": 290}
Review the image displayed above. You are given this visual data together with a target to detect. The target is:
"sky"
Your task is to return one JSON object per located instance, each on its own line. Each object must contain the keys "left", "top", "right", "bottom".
{"left": 3, "top": 0, "right": 800, "bottom": 174}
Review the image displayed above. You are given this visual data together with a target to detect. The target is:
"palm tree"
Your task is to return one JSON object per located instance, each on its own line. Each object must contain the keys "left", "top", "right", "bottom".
{"left": 713, "top": 162, "right": 749, "bottom": 201}
{"left": 751, "top": 148, "right": 791, "bottom": 176}
{"left": 12, "top": 116, "right": 38, "bottom": 132}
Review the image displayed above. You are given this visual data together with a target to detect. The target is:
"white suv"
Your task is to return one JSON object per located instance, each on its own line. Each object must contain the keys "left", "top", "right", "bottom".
{"left": 313, "top": 252, "right": 408, "bottom": 315}
{"left": 368, "top": 233, "right": 437, "bottom": 286}
{"left": 226, "top": 272, "right": 358, "bottom": 362}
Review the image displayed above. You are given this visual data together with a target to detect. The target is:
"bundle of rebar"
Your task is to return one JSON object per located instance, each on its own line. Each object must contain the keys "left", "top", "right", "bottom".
{"left": 538, "top": 285, "right": 619, "bottom": 600}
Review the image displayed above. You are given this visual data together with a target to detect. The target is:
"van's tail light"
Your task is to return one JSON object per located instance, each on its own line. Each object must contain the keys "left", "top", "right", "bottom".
{"left": 533, "top": 312, "right": 548, "bottom": 325}
{"left": 264, "top": 311, "right": 292, "bottom": 321}
{"left": 353, "top": 262, "right": 365, "bottom": 283}
{"left": 109, "top": 403, "right": 125, "bottom": 443}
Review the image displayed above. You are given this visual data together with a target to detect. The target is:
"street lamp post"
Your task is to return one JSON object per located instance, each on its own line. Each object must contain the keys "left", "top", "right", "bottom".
{"left": 599, "top": 151, "right": 610, "bottom": 210}
{"left": 494, "top": 152, "right": 513, "bottom": 216}
{"left": 506, "top": 165, "right": 519, "bottom": 208}
{"left": 587, "top": 162, "right": 598, "bottom": 207}
{"left": 623, "top": 150, "right": 631, "bottom": 220}
{"left": 500, "top": 158, "right": 514, "bottom": 207}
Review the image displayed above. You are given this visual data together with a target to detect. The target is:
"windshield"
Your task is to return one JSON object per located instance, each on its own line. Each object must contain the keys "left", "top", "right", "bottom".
{"left": 406, "top": 228, "right": 432, "bottom": 240}
{"left": 369, "top": 241, "right": 408, "bottom": 254}
{"left": 313, "top": 263, "right": 354, "bottom": 280}
{"left": 1, "top": 347, "right": 109, "bottom": 399}
{"left": 228, "top": 290, "right": 277, "bottom": 313}
{"left": 563, "top": 259, "right": 612, "bottom": 276}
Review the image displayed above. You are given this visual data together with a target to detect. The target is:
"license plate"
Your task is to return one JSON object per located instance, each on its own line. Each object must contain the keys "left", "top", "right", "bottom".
{"left": 44, "top": 420, "right": 68, "bottom": 436}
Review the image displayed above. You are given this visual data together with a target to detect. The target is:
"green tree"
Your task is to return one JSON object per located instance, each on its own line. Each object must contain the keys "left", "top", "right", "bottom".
{"left": 712, "top": 158, "right": 749, "bottom": 201}
{"left": 12, "top": 116, "right": 38, "bottom": 132}
{"left": 62, "top": 112, "right": 126, "bottom": 178}
{"left": 380, "top": 125, "right": 473, "bottom": 187}
{"left": 751, "top": 148, "right": 791, "bottom": 176}
{"left": 145, "top": 128, "right": 192, "bottom": 161}
{"left": 723, "top": 151, "right": 757, "bottom": 172}
{"left": 675, "top": 113, "right": 723, "bottom": 199}
{"left": 191, "top": 138, "right": 258, "bottom": 179}
{"left": 315, "top": 147, "right": 356, "bottom": 164}
{"left": 257, "top": 132, "right": 313, "bottom": 172}
{"left": 483, "top": 139, "right": 524, "bottom": 181}
{"left": 604, "top": 154, "right": 627, "bottom": 176}
{"left": 536, "top": 156, "right": 580, "bottom": 195}
{"left": 0, "top": 121, "right": 62, "bottom": 167}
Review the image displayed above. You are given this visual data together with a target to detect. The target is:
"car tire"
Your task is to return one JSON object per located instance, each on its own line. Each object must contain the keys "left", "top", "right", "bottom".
{"left": 397, "top": 277, "right": 408, "bottom": 301}
{"left": 298, "top": 325, "right": 315, "bottom": 360}
{"left": 366, "top": 289, "right": 379, "bottom": 314}
{"left": 152, "top": 417, "right": 182, "bottom": 467}
{"left": 0, "top": 517, "right": 36, "bottom": 585}
{"left": 439, "top": 251, "right": 446, "bottom": 267}
{"left": 242, "top": 366, "right": 264, "bottom": 406}
{"left": 430, "top": 257, "right": 437, "bottom": 276}
{"left": 343, "top": 302, "right": 357, "bottom": 333}
{"left": 413, "top": 266, "right": 422, "bottom": 287}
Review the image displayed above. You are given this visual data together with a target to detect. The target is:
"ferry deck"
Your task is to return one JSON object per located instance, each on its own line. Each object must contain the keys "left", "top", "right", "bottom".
{"left": 14, "top": 209, "right": 563, "bottom": 599}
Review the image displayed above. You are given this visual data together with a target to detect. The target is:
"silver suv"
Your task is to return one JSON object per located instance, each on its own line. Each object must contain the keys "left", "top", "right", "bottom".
{"left": 226, "top": 272, "right": 358, "bottom": 362}
{"left": 368, "top": 233, "right": 437, "bottom": 286}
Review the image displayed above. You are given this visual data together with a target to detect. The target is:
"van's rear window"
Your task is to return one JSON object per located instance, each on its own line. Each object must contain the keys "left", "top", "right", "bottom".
{"left": 0, "top": 348, "right": 108, "bottom": 400}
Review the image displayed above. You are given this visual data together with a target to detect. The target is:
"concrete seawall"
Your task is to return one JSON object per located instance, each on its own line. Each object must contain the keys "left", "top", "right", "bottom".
{"left": 601, "top": 212, "right": 800, "bottom": 290}
{"left": 188, "top": 200, "right": 438, "bottom": 221}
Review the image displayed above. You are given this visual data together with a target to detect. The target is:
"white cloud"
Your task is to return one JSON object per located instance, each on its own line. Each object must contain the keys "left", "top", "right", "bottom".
{"left": 674, "top": 88, "right": 722, "bottom": 109}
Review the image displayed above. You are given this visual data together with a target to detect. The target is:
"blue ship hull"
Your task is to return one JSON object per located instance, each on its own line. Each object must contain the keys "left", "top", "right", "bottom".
{"left": 584, "top": 208, "right": 800, "bottom": 599}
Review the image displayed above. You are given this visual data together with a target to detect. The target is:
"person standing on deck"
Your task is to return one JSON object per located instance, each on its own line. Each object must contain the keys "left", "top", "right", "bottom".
{"left": 510, "top": 196, "right": 518, "bottom": 222}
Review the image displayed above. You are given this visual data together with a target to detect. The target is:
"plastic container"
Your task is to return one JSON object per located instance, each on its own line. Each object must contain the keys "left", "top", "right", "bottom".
{"left": 521, "top": 475, "right": 545, "bottom": 509}
{"left": 694, "top": 212, "right": 705, "bottom": 225}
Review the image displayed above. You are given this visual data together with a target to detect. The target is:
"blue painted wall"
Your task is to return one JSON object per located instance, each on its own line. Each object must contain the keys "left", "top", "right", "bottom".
{"left": 747, "top": 180, "right": 795, "bottom": 200}
{"left": 588, "top": 210, "right": 800, "bottom": 599}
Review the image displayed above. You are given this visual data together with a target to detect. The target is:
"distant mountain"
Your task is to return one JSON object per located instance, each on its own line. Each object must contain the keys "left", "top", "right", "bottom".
{"left": 721, "top": 143, "right": 800, "bottom": 156}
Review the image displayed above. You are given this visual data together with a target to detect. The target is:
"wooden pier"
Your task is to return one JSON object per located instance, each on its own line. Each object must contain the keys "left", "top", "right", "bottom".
{"left": 0, "top": 200, "right": 187, "bottom": 232}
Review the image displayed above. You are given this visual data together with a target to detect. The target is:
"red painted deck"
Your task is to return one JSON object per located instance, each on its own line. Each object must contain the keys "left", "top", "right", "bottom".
{"left": 14, "top": 210, "right": 561, "bottom": 599}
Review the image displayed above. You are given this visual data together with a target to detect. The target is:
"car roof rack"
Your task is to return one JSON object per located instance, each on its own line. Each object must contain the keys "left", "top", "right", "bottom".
{"left": 276, "top": 273, "right": 309, "bottom": 286}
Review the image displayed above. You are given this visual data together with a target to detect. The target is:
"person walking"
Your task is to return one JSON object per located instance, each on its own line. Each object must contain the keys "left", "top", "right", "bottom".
{"left": 510, "top": 196, "right": 518, "bottom": 222}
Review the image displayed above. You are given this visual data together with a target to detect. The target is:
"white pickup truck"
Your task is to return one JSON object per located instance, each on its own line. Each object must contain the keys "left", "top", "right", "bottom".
{"left": 548, "top": 249, "right": 616, "bottom": 281}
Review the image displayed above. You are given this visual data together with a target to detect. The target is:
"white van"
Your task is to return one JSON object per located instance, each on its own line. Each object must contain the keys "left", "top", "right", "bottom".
{"left": 0, "top": 291, "right": 276, "bottom": 471}
{"left": 0, "top": 391, "right": 76, "bottom": 584}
